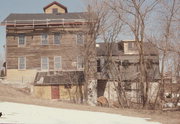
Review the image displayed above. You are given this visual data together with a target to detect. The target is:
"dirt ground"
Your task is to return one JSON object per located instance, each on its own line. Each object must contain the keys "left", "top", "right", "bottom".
{"left": 0, "top": 83, "right": 179, "bottom": 124}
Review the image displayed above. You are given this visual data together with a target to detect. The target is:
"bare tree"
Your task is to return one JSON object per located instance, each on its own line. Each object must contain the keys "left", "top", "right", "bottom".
{"left": 105, "top": 0, "right": 160, "bottom": 108}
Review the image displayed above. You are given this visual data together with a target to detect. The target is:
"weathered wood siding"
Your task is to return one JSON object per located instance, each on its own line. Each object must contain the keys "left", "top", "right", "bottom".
{"left": 6, "top": 27, "right": 86, "bottom": 71}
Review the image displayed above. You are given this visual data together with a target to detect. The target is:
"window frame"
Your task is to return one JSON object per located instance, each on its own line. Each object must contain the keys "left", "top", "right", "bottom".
{"left": 76, "top": 34, "right": 84, "bottom": 45}
{"left": 77, "top": 56, "right": 84, "bottom": 70}
{"left": 18, "top": 35, "right": 26, "bottom": 47}
{"left": 41, "top": 57, "right": 49, "bottom": 70}
{"left": 41, "top": 33, "right": 48, "bottom": 45}
{"left": 53, "top": 33, "right": 61, "bottom": 45}
{"left": 18, "top": 56, "right": 26, "bottom": 70}
{"left": 54, "top": 56, "right": 62, "bottom": 70}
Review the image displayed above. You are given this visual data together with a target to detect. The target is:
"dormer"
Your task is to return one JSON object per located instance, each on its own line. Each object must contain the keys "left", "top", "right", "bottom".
{"left": 43, "top": 1, "right": 68, "bottom": 14}
{"left": 122, "top": 40, "right": 138, "bottom": 55}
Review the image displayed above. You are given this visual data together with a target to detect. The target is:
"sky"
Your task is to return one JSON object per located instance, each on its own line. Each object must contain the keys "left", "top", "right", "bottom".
{"left": 0, "top": 0, "right": 85, "bottom": 61}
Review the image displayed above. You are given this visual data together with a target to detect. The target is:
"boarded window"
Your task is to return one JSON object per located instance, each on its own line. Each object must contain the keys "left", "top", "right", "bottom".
{"left": 18, "top": 57, "right": 26, "bottom": 70}
{"left": 76, "top": 34, "right": 84, "bottom": 44}
{"left": 77, "top": 56, "right": 84, "bottom": 69}
{"left": 41, "top": 34, "right": 48, "bottom": 45}
{"left": 54, "top": 56, "right": 62, "bottom": 70}
{"left": 41, "top": 57, "right": 49, "bottom": 70}
{"left": 54, "top": 33, "right": 61, "bottom": 45}
{"left": 18, "top": 35, "right": 25, "bottom": 46}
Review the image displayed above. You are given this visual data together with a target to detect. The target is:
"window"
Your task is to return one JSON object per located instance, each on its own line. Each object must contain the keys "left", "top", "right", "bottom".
{"left": 97, "top": 59, "right": 101, "bottom": 72}
{"left": 77, "top": 56, "right": 84, "bottom": 69}
{"left": 52, "top": 8, "right": 58, "bottom": 14}
{"left": 41, "top": 34, "right": 48, "bottom": 45}
{"left": 18, "top": 57, "right": 26, "bottom": 70}
{"left": 18, "top": 35, "right": 25, "bottom": 46}
{"left": 54, "top": 56, "right": 62, "bottom": 70}
{"left": 54, "top": 33, "right": 61, "bottom": 45}
{"left": 41, "top": 57, "right": 49, "bottom": 70}
{"left": 128, "top": 42, "right": 134, "bottom": 49}
{"left": 76, "top": 34, "right": 84, "bottom": 45}
{"left": 124, "top": 82, "right": 132, "bottom": 91}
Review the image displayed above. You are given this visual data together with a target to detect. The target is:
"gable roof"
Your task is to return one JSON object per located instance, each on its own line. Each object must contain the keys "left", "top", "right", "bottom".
{"left": 43, "top": 1, "right": 68, "bottom": 13}
{"left": 1, "top": 12, "right": 88, "bottom": 26}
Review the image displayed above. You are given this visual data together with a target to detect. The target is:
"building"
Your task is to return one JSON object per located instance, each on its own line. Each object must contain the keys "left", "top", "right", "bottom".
{"left": 1, "top": 1, "right": 161, "bottom": 106}
{"left": 1, "top": 1, "right": 97, "bottom": 103}
{"left": 96, "top": 40, "right": 160, "bottom": 104}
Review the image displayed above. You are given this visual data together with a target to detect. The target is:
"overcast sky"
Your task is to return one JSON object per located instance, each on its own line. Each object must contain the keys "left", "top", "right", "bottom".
{"left": 0, "top": 0, "right": 85, "bottom": 61}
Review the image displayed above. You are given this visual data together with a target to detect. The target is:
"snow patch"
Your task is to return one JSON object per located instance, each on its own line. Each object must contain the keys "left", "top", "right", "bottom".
{"left": 0, "top": 102, "right": 161, "bottom": 124}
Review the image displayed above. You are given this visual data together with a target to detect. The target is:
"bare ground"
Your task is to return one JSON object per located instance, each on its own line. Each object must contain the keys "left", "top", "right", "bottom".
{"left": 0, "top": 83, "right": 179, "bottom": 124}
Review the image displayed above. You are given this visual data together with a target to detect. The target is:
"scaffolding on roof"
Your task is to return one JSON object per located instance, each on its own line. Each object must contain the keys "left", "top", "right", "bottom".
{"left": 1, "top": 18, "right": 88, "bottom": 27}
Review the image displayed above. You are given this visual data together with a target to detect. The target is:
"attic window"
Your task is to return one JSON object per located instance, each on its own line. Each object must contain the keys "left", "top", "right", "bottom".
{"left": 128, "top": 42, "right": 134, "bottom": 49}
{"left": 52, "top": 8, "right": 58, "bottom": 14}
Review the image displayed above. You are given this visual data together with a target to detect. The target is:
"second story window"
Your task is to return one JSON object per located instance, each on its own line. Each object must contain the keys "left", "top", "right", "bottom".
{"left": 41, "top": 57, "right": 49, "bottom": 70}
{"left": 54, "top": 33, "right": 61, "bottom": 45}
{"left": 41, "top": 34, "right": 48, "bottom": 45}
{"left": 76, "top": 34, "right": 84, "bottom": 45}
{"left": 18, "top": 35, "right": 25, "bottom": 46}
{"left": 54, "top": 56, "right": 62, "bottom": 70}
{"left": 128, "top": 42, "right": 135, "bottom": 50}
{"left": 18, "top": 57, "right": 26, "bottom": 70}
{"left": 77, "top": 56, "right": 84, "bottom": 69}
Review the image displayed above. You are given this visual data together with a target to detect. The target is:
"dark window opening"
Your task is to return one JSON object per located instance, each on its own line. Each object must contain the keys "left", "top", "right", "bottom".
{"left": 122, "top": 60, "right": 130, "bottom": 68}
{"left": 118, "top": 43, "right": 123, "bottom": 51}
{"left": 124, "top": 81, "right": 132, "bottom": 91}
{"left": 97, "top": 59, "right": 101, "bottom": 72}
{"left": 64, "top": 84, "right": 72, "bottom": 89}
{"left": 146, "top": 59, "right": 153, "bottom": 69}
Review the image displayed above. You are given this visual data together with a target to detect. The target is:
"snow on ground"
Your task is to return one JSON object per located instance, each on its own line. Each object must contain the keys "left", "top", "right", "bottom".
{"left": 0, "top": 102, "right": 161, "bottom": 124}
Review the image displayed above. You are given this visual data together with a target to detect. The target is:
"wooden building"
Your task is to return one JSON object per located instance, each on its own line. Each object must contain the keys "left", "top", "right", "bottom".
{"left": 96, "top": 40, "right": 160, "bottom": 103}
{"left": 1, "top": 1, "right": 97, "bottom": 102}
{"left": 1, "top": 1, "right": 90, "bottom": 83}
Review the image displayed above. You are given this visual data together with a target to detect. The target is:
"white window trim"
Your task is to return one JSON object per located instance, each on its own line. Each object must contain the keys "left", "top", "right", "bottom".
{"left": 53, "top": 33, "right": 61, "bottom": 45}
{"left": 18, "top": 35, "right": 26, "bottom": 47}
{"left": 41, "top": 57, "right": 49, "bottom": 70}
{"left": 54, "top": 56, "right": 62, "bottom": 70}
{"left": 41, "top": 34, "right": 49, "bottom": 45}
{"left": 18, "top": 56, "right": 26, "bottom": 70}
{"left": 77, "top": 56, "right": 84, "bottom": 70}
{"left": 76, "top": 34, "right": 84, "bottom": 45}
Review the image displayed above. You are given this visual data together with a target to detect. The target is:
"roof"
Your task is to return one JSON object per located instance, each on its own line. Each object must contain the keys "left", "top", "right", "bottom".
{"left": 2, "top": 12, "right": 87, "bottom": 22}
{"left": 96, "top": 42, "right": 123, "bottom": 56}
{"left": 43, "top": 1, "right": 68, "bottom": 13}
{"left": 1, "top": 12, "right": 88, "bottom": 26}
{"left": 96, "top": 41, "right": 159, "bottom": 56}
{"left": 34, "top": 71, "right": 85, "bottom": 85}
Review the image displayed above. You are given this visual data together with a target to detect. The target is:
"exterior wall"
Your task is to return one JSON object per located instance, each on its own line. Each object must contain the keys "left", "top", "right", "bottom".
{"left": 33, "top": 85, "right": 84, "bottom": 102}
{"left": 6, "top": 27, "right": 87, "bottom": 83}
{"left": 60, "top": 85, "right": 83, "bottom": 102}
{"left": 104, "top": 81, "right": 118, "bottom": 102}
{"left": 6, "top": 69, "right": 37, "bottom": 83}
{"left": 33, "top": 86, "right": 52, "bottom": 99}
{"left": 45, "top": 4, "right": 66, "bottom": 14}
{"left": 124, "top": 42, "right": 138, "bottom": 55}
